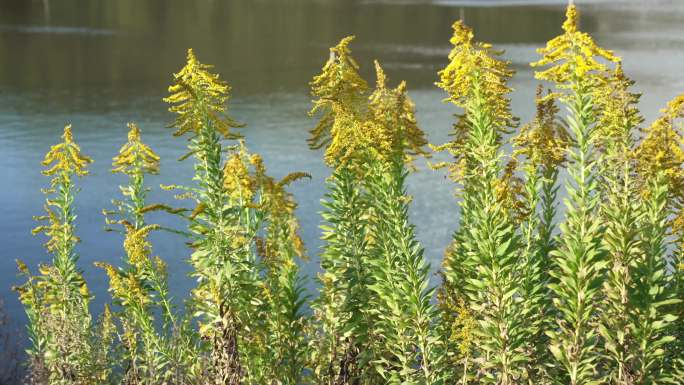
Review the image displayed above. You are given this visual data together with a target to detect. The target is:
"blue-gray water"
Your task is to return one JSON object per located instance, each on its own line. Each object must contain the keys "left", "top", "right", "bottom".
{"left": 1, "top": 0, "right": 683, "bottom": 345}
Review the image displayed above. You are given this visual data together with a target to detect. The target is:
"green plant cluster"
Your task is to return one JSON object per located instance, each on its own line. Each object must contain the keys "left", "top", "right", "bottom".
{"left": 14, "top": 4, "right": 683, "bottom": 385}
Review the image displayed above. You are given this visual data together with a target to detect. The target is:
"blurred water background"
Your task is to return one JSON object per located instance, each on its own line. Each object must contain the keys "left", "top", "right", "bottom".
{"left": 1, "top": 0, "right": 683, "bottom": 340}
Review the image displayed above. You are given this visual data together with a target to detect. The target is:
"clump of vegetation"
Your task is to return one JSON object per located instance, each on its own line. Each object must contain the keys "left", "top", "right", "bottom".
{"left": 10, "top": 3, "right": 683, "bottom": 385}
{"left": 15, "top": 125, "right": 115, "bottom": 385}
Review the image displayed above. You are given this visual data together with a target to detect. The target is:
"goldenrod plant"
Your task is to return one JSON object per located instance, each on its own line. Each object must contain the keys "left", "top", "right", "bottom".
{"left": 163, "top": 49, "right": 308, "bottom": 385}
{"left": 512, "top": 85, "right": 569, "bottom": 384}
{"left": 251, "top": 154, "right": 310, "bottom": 385}
{"left": 632, "top": 96, "right": 684, "bottom": 384}
{"left": 531, "top": 4, "right": 618, "bottom": 384}
{"left": 308, "top": 37, "right": 439, "bottom": 385}
{"left": 15, "top": 125, "right": 115, "bottom": 385}
{"left": 434, "top": 19, "right": 532, "bottom": 385}
{"left": 307, "top": 37, "right": 378, "bottom": 384}
{"left": 163, "top": 49, "right": 256, "bottom": 384}
{"left": 592, "top": 65, "right": 645, "bottom": 385}
{"left": 98, "top": 122, "right": 198, "bottom": 384}
{"left": 363, "top": 63, "right": 440, "bottom": 385}
{"left": 10, "top": 3, "right": 684, "bottom": 385}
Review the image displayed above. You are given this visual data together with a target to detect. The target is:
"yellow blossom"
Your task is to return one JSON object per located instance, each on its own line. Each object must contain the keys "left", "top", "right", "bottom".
{"left": 531, "top": 4, "right": 619, "bottom": 89}
{"left": 367, "top": 60, "right": 428, "bottom": 166}
{"left": 223, "top": 142, "right": 257, "bottom": 202}
{"left": 436, "top": 20, "right": 515, "bottom": 131}
{"left": 310, "top": 38, "right": 428, "bottom": 171}
{"left": 513, "top": 85, "right": 570, "bottom": 171}
{"left": 112, "top": 122, "right": 160, "bottom": 175}
{"left": 593, "top": 63, "right": 643, "bottom": 149}
{"left": 164, "top": 48, "right": 242, "bottom": 139}
{"left": 308, "top": 36, "right": 369, "bottom": 152}
{"left": 122, "top": 223, "right": 159, "bottom": 269}
{"left": 433, "top": 20, "right": 517, "bottom": 183}
{"left": 32, "top": 206, "right": 77, "bottom": 253}
{"left": 635, "top": 94, "right": 684, "bottom": 185}
{"left": 260, "top": 171, "right": 310, "bottom": 261}
{"left": 41, "top": 125, "right": 93, "bottom": 178}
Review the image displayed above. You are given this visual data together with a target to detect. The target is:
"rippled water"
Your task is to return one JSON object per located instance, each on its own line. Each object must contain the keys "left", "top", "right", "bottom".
{"left": 1, "top": 0, "right": 683, "bottom": 332}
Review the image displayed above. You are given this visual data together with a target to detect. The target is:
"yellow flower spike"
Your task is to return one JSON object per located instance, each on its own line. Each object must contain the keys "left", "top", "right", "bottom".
{"left": 41, "top": 125, "right": 93, "bottom": 178}
{"left": 434, "top": 20, "right": 516, "bottom": 181}
{"left": 112, "top": 122, "right": 160, "bottom": 175}
{"left": 310, "top": 39, "right": 427, "bottom": 171}
{"left": 122, "top": 223, "right": 159, "bottom": 269}
{"left": 513, "top": 85, "right": 570, "bottom": 171}
{"left": 437, "top": 20, "right": 515, "bottom": 131}
{"left": 165, "top": 48, "right": 243, "bottom": 139}
{"left": 635, "top": 94, "right": 684, "bottom": 191}
{"left": 97, "top": 262, "right": 126, "bottom": 300}
{"left": 367, "top": 60, "right": 428, "bottom": 166}
{"left": 593, "top": 63, "right": 643, "bottom": 152}
{"left": 308, "top": 36, "right": 369, "bottom": 153}
{"left": 223, "top": 142, "right": 257, "bottom": 203}
{"left": 152, "top": 256, "right": 168, "bottom": 278}
{"left": 532, "top": 4, "right": 619, "bottom": 89}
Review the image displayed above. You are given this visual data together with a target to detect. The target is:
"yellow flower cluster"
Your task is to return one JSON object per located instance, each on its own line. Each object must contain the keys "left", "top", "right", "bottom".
{"left": 123, "top": 223, "right": 158, "bottom": 268}
{"left": 513, "top": 86, "right": 570, "bottom": 171}
{"left": 33, "top": 126, "right": 91, "bottom": 251}
{"left": 259, "top": 172, "right": 309, "bottom": 262}
{"left": 112, "top": 122, "right": 160, "bottom": 175}
{"left": 593, "top": 64, "right": 643, "bottom": 147}
{"left": 165, "top": 48, "right": 242, "bottom": 139}
{"left": 367, "top": 61, "right": 428, "bottom": 166}
{"left": 222, "top": 141, "right": 261, "bottom": 203}
{"left": 41, "top": 125, "right": 93, "bottom": 178}
{"left": 308, "top": 36, "right": 369, "bottom": 152}
{"left": 531, "top": 4, "right": 619, "bottom": 88}
{"left": 322, "top": 104, "right": 378, "bottom": 167}
{"left": 309, "top": 38, "right": 427, "bottom": 170}
{"left": 99, "top": 262, "right": 150, "bottom": 308}
{"left": 635, "top": 95, "right": 684, "bottom": 184}
{"left": 635, "top": 94, "right": 684, "bottom": 234}
{"left": 437, "top": 288, "right": 475, "bottom": 362}
{"left": 98, "top": 224, "right": 159, "bottom": 308}
{"left": 221, "top": 141, "right": 308, "bottom": 261}
{"left": 436, "top": 20, "right": 515, "bottom": 131}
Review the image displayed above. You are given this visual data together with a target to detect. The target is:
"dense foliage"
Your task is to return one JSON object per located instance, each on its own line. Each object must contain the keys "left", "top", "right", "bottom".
{"left": 13, "top": 4, "right": 683, "bottom": 385}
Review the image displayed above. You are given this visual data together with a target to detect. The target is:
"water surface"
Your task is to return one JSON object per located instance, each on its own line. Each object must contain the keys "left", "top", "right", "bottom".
{"left": 1, "top": 0, "right": 683, "bottom": 334}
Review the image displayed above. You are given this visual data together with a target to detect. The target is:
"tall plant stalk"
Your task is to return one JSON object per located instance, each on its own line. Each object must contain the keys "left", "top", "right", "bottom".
{"left": 435, "top": 19, "right": 533, "bottom": 384}
{"left": 16, "top": 125, "right": 115, "bottom": 385}
{"left": 531, "top": 5, "right": 618, "bottom": 384}
{"left": 308, "top": 38, "right": 438, "bottom": 385}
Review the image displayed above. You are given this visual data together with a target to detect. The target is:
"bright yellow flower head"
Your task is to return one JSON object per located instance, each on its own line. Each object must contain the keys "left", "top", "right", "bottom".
{"left": 165, "top": 48, "right": 242, "bottom": 139}
{"left": 532, "top": 4, "right": 619, "bottom": 89}
{"left": 122, "top": 223, "right": 158, "bottom": 269}
{"left": 436, "top": 20, "right": 515, "bottom": 131}
{"left": 593, "top": 63, "right": 643, "bottom": 150}
{"left": 321, "top": 104, "right": 383, "bottom": 169}
{"left": 513, "top": 86, "right": 570, "bottom": 171}
{"left": 367, "top": 61, "right": 428, "bottom": 166}
{"left": 98, "top": 262, "right": 150, "bottom": 307}
{"left": 635, "top": 94, "right": 684, "bottom": 187}
{"left": 223, "top": 141, "right": 259, "bottom": 203}
{"left": 112, "top": 122, "right": 160, "bottom": 175}
{"left": 42, "top": 125, "right": 93, "bottom": 178}
{"left": 309, "top": 36, "right": 369, "bottom": 152}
